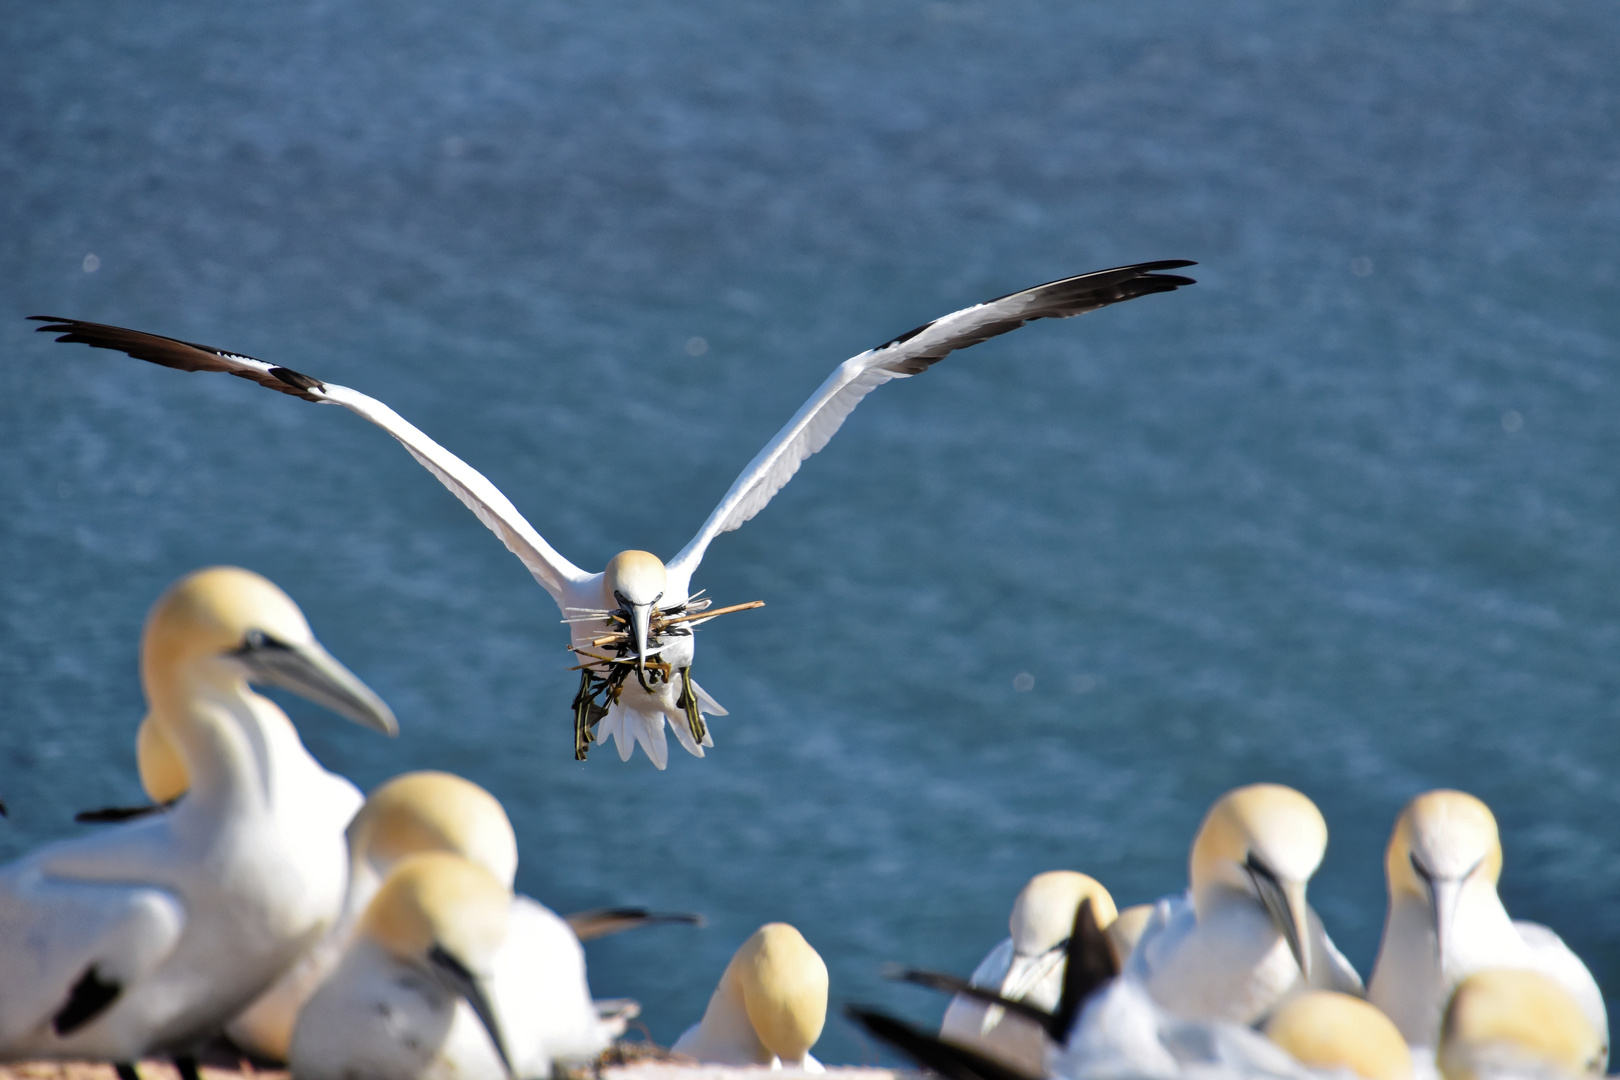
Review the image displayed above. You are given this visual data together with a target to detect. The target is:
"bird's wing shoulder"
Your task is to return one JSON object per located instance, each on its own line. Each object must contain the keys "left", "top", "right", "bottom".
{"left": 1306, "top": 906, "right": 1365, "bottom": 994}
{"left": 30, "top": 317, "right": 592, "bottom": 604}
{"left": 665, "top": 261, "right": 1194, "bottom": 580}
{"left": 1513, "top": 919, "right": 1609, "bottom": 1041}
{"left": 0, "top": 863, "right": 183, "bottom": 1045}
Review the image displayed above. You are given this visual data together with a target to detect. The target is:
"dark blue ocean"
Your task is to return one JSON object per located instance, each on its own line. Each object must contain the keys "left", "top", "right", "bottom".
{"left": 3, "top": 0, "right": 1618, "bottom": 1062}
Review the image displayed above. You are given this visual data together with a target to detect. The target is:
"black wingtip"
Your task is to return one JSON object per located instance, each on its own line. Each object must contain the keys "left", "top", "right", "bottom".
{"left": 1050, "top": 896, "right": 1120, "bottom": 1037}
{"left": 843, "top": 1005, "right": 1043, "bottom": 1080}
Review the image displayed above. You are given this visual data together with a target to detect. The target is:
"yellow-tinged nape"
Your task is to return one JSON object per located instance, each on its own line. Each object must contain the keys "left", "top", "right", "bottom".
{"left": 1386, "top": 790, "right": 1503, "bottom": 903}
{"left": 349, "top": 772, "right": 518, "bottom": 888}
{"left": 360, "top": 852, "right": 511, "bottom": 970}
{"left": 1010, "top": 871, "right": 1118, "bottom": 954}
{"left": 1106, "top": 904, "right": 1155, "bottom": 968}
{"left": 1264, "top": 991, "right": 1413, "bottom": 1080}
{"left": 135, "top": 714, "right": 188, "bottom": 803}
{"left": 1440, "top": 969, "right": 1604, "bottom": 1080}
{"left": 727, "top": 923, "right": 828, "bottom": 1062}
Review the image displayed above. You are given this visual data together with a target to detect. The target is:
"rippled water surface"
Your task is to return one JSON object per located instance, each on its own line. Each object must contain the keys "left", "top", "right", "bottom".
{"left": 3, "top": 0, "right": 1619, "bottom": 1060}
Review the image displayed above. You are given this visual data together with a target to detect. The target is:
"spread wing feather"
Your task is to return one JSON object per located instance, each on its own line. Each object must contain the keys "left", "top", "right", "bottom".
{"left": 28, "top": 317, "right": 591, "bottom": 605}
{"left": 665, "top": 260, "right": 1194, "bottom": 581}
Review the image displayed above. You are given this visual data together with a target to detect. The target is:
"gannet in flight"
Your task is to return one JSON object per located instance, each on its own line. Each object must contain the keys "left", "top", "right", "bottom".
{"left": 1438, "top": 969, "right": 1605, "bottom": 1080}
{"left": 1131, "top": 783, "right": 1362, "bottom": 1023}
{"left": 673, "top": 922, "right": 829, "bottom": 1070}
{"left": 0, "top": 567, "right": 395, "bottom": 1074}
{"left": 31, "top": 260, "right": 1195, "bottom": 768}
{"left": 939, "top": 871, "right": 1118, "bottom": 1075}
{"left": 1262, "top": 991, "right": 1415, "bottom": 1080}
{"left": 1367, "top": 790, "right": 1607, "bottom": 1062}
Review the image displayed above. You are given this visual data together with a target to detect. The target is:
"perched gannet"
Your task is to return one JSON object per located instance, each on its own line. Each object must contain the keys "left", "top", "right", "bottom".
{"left": 226, "top": 770, "right": 517, "bottom": 1061}
{"left": 1438, "top": 969, "right": 1605, "bottom": 1080}
{"left": 674, "top": 923, "right": 828, "bottom": 1070}
{"left": 0, "top": 566, "right": 395, "bottom": 1070}
{"left": 858, "top": 898, "right": 1313, "bottom": 1080}
{"left": 940, "top": 872, "right": 1118, "bottom": 1075}
{"left": 292, "top": 849, "right": 617, "bottom": 1080}
{"left": 1263, "top": 991, "right": 1414, "bottom": 1080}
{"left": 1131, "top": 783, "right": 1362, "bottom": 1023}
{"left": 1367, "top": 790, "right": 1607, "bottom": 1061}
{"left": 32, "top": 261, "right": 1195, "bottom": 768}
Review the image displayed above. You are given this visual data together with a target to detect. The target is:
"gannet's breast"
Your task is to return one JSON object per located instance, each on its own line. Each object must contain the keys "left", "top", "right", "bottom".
{"left": 490, "top": 895, "right": 614, "bottom": 1073}
{"left": 1137, "top": 893, "right": 1306, "bottom": 1024}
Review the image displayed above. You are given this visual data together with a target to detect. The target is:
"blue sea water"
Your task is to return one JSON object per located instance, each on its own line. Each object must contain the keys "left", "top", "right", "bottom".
{"left": 2, "top": 0, "right": 1618, "bottom": 1062}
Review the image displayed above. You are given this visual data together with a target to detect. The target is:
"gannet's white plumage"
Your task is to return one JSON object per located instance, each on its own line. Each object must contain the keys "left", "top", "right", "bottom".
{"left": 1132, "top": 783, "right": 1362, "bottom": 1024}
{"left": 940, "top": 871, "right": 1118, "bottom": 1075}
{"left": 226, "top": 770, "right": 518, "bottom": 1062}
{"left": 1367, "top": 790, "right": 1607, "bottom": 1062}
{"left": 32, "top": 261, "right": 1194, "bottom": 768}
{"left": 1438, "top": 969, "right": 1605, "bottom": 1080}
{"left": 674, "top": 923, "right": 828, "bottom": 1070}
{"left": 0, "top": 567, "right": 395, "bottom": 1063}
{"left": 291, "top": 849, "right": 614, "bottom": 1080}
{"left": 1263, "top": 991, "right": 1415, "bottom": 1080}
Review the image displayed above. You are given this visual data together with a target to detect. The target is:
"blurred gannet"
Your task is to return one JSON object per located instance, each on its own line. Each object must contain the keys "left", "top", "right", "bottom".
{"left": 858, "top": 898, "right": 1314, "bottom": 1080}
{"left": 1132, "top": 783, "right": 1362, "bottom": 1023}
{"left": 674, "top": 923, "right": 829, "bottom": 1070}
{"left": 0, "top": 567, "right": 395, "bottom": 1071}
{"left": 1438, "top": 969, "right": 1605, "bottom": 1080}
{"left": 32, "top": 261, "right": 1195, "bottom": 768}
{"left": 226, "top": 770, "right": 519, "bottom": 1061}
{"left": 1367, "top": 790, "right": 1607, "bottom": 1061}
{"left": 292, "top": 849, "right": 618, "bottom": 1080}
{"left": 940, "top": 872, "right": 1118, "bottom": 1075}
{"left": 1263, "top": 991, "right": 1414, "bottom": 1080}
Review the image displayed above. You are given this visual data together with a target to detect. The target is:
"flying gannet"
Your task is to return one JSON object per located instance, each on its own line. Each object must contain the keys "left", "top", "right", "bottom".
{"left": 673, "top": 922, "right": 829, "bottom": 1070}
{"left": 0, "top": 567, "right": 396, "bottom": 1077}
{"left": 939, "top": 871, "right": 1118, "bottom": 1075}
{"left": 1262, "top": 991, "right": 1414, "bottom": 1080}
{"left": 31, "top": 260, "right": 1195, "bottom": 768}
{"left": 1130, "top": 783, "right": 1362, "bottom": 1024}
{"left": 1366, "top": 790, "right": 1607, "bottom": 1063}
{"left": 1438, "top": 968, "right": 1605, "bottom": 1080}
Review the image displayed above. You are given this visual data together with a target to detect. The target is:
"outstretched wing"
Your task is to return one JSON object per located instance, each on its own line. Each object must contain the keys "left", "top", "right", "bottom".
{"left": 29, "top": 317, "right": 592, "bottom": 605}
{"left": 665, "top": 261, "right": 1195, "bottom": 583}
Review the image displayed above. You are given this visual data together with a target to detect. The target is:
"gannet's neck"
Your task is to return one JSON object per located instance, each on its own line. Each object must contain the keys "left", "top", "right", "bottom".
{"left": 690, "top": 966, "right": 775, "bottom": 1066}
{"left": 145, "top": 661, "right": 277, "bottom": 815}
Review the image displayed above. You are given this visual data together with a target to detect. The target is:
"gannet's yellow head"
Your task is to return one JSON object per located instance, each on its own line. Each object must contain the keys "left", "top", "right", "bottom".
{"left": 135, "top": 715, "right": 188, "bottom": 804}
{"left": 361, "top": 852, "right": 515, "bottom": 1075}
{"left": 1191, "top": 783, "right": 1327, "bottom": 980}
{"left": 1265, "top": 991, "right": 1414, "bottom": 1080}
{"left": 1439, "top": 969, "right": 1605, "bottom": 1080}
{"left": 721, "top": 923, "right": 828, "bottom": 1064}
{"left": 1009, "top": 871, "right": 1118, "bottom": 956}
{"left": 1106, "top": 903, "right": 1156, "bottom": 968}
{"left": 349, "top": 771, "right": 518, "bottom": 888}
{"left": 142, "top": 566, "right": 396, "bottom": 735}
{"left": 603, "top": 550, "right": 669, "bottom": 677}
{"left": 1386, "top": 790, "right": 1502, "bottom": 961}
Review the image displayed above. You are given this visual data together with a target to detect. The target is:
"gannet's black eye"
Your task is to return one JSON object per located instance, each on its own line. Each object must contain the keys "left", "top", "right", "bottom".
{"left": 1410, "top": 852, "right": 1434, "bottom": 884}
{"left": 232, "top": 629, "right": 292, "bottom": 655}
{"left": 1244, "top": 851, "right": 1280, "bottom": 888}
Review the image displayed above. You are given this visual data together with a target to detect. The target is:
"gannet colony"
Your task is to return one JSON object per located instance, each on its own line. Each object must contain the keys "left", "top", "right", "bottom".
{"left": 0, "top": 266, "right": 1605, "bottom": 1080}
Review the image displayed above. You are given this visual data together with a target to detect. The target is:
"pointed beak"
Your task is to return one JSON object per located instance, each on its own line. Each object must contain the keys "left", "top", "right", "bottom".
{"left": 1253, "top": 873, "right": 1313, "bottom": 981}
{"left": 629, "top": 602, "right": 654, "bottom": 676}
{"left": 233, "top": 631, "right": 398, "bottom": 735}
{"left": 1428, "top": 876, "right": 1463, "bottom": 965}
{"left": 428, "top": 944, "right": 515, "bottom": 1078}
